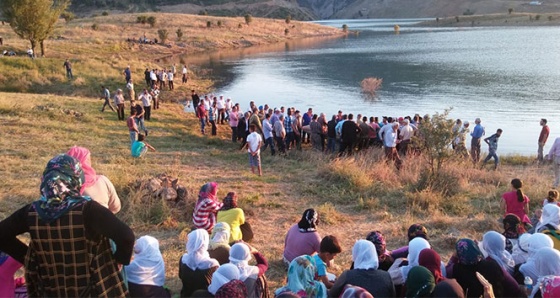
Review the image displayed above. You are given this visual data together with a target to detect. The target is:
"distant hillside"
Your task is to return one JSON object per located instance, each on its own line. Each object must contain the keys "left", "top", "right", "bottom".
{"left": 71, "top": 0, "right": 560, "bottom": 20}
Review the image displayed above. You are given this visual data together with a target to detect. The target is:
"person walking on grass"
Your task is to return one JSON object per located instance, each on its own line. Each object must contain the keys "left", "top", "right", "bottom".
{"left": 126, "top": 79, "right": 135, "bottom": 103}
{"left": 483, "top": 128, "right": 503, "bottom": 170}
{"left": 538, "top": 118, "right": 550, "bottom": 163}
{"left": 246, "top": 124, "right": 263, "bottom": 176}
{"left": 127, "top": 108, "right": 139, "bottom": 144}
{"left": 123, "top": 65, "right": 131, "bottom": 84}
{"left": 114, "top": 89, "right": 125, "bottom": 121}
{"left": 63, "top": 59, "right": 73, "bottom": 79}
{"left": 132, "top": 101, "right": 148, "bottom": 136}
{"left": 100, "top": 86, "right": 115, "bottom": 112}
{"left": 196, "top": 101, "right": 207, "bottom": 135}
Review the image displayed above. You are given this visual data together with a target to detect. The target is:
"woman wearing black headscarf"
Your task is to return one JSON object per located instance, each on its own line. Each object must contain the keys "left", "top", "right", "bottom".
{"left": 0, "top": 154, "right": 135, "bottom": 297}
{"left": 282, "top": 209, "right": 321, "bottom": 265}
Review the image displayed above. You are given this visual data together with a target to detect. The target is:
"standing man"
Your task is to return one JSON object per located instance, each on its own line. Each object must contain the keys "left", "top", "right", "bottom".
{"left": 483, "top": 129, "right": 503, "bottom": 170}
{"left": 470, "top": 118, "right": 485, "bottom": 164}
{"left": 114, "top": 89, "right": 125, "bottom": 121}
{"left": 339, "top": 114, "right": 361, "bottom": 156}
{"left": 538, "top": 118, "right": 550, "bottom": 163}
{"left": 261, "top": 113, "right": 276, "bottom": 155}
{"left": 182, "top": 65, "right": 188, "bottom": 84}
{"left": 274, "top": 114, "right": 287, "bottom": 155}
{"left": 191, "top": 90, "right": 200, "bottom": 111}
{"left": 99, "top": 86, "right": 115, "bottom": 112}
{"left": 167, "top": 69, "right": 174, "bottom": 90}
{"left": 63, "top": 59, "right": 73, "bottom": 79}
{"left": 126, "top": 79, "right": 135, "bottom": 103}
{"left": 246, "top": 124, "right": 263, "bottom": 176}
{"left": 302, "top": 108, "right": 313, "bottom": 143}
{"left": 133, "top": 101, "right": 148, "bottom": 136}
{"left": 196, "top": 101, "right": 207, "bottom": 135}
{"left": 139, "top": 89, "right": 152, "bottom": 121}
{"left": 123, "top": 66, "right": 131, "bottom": 83}
{"left": 383, "top": 123, "right": 402, "bottom": 170}
{"left": 144, "top": 68, "right": 151, "bottom": 87}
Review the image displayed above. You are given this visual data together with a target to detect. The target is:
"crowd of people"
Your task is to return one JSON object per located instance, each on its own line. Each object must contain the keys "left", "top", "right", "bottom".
{"left": 1, "top": 144, "right": 560, "bottom": 297}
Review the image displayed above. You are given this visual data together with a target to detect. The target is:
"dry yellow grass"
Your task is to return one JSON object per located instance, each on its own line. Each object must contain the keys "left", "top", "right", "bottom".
{"left": 0, "top": 91, "right": 555, "bottom": 294}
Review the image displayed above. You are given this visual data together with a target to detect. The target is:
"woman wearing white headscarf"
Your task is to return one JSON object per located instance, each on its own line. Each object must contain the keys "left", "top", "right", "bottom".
{"left": 208, "top": 263, "right": 241, "bottom": 295}
{"left": 126, "top": 235, "right": 170, "bottom": 297}
{"left": 389, "top": 237, "right": 432, "bottom": 286}
{"left": 482, "top": 231, "right": 515, "bottom": 275}
{"left": 512, "top": 233, "right": 532, "bottom": 265}
{"left": 520, "top": 233, "right": 555, "bottom": 286}
{"left": 548, "top": 137, "right": 560, "bottom": 188}
{"left": 229, "top": 242, "right": 269, "bottom": 298}
{"left": 528, "top": 247, "right": 560, "bottom": 298}
{"left": 208, "top": 222, "right": 232, "bottom": 265}
{"left": 537, "top": 204, "right": 560, "bottom": 250}
{"left": 179, "top": 229, "right": 220, "bottom": 297}
{"left": 329, "top": 240, "right": 395, "bottom": 297}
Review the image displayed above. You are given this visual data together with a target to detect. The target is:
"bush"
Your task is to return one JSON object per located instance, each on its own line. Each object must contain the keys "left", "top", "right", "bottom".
{"left": 548, "top": 15, "right": 553, "bottom": 21}
{"left": 360, "top": 77, "right": 383, "bottom": 97}
{"left": 244, "top": 14, "right": 252, "bottom": 25}
{"left": 285, "top": 15, "right": 291, "bottom": 24}
{"left": 455, "top": 16, "right": 460, "bottom": 22}
{"left": 535, "top": 14, "right": 541, "bottom": 21}
{"left": 61, "top": 12, "right": 75, "bottom": 23}
{"left": 463, "top": 9, "right": 474, "bottom": 16}
{"left": 199, "top": 10, "right": 208, "bottom": 16}
{"left": 137, "top": 15, "right": 148, "bottom": 24}
{"left": 157, "top": 29, "right": 169, "bottom": 44}
{"left": 101, "top": 11, "right": 109, "bottom": 16}
{"left": 147, "top": 16, "right": 156, "bottom": 27}
{"left": 176, "top": 28, "right": 183, "bottom": 41}
{"left": 91, "top": 23, "right": 99, "bottom": 31}
{"left": 342, "top": 24, "right": 348, "bottom": 32}
{"left": 207, "top": 21, "right": 212, "bottom": 28}
{"left": 284, "top": 28, "right": 289, "bottom": 35}
{"left": 508, "top": 8, "right": 513, "bottom": 14}
{"left": 238, "top": 23, "right": 243, "bottom": 29}
{"left": 217, "top": 20, "right": 222, "bottom": 27}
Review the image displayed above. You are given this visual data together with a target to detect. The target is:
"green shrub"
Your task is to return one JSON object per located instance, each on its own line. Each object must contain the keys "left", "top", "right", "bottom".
{"left": 463, "top": 9, "right": 474, "bottom": 16}
{"left": 207, "top": 21, "right": 212, "bottom": 28}
{"left": 91, "top": 23, "right": 99, "bottom": 31}
{"left": 101, "top": 11, "right": 109, "bottom": 16}
{"left": 284, "top": 28, "right": 289, "bottom": 35}
{"left": 508, "top": 8, "right": 513, "bottom": 14}
{"left": 176, "top": 28, "right": 183, "bottom": 41}
{"left": 244, "top": 14, "right": 252, "bottom": 25}
{"left": 238, "top": 23, "right": 243, "bottom": 29}
{"left": 342, "top": 24, "right": 348, "bottom": 32}
{"left": 147, "top": 16, "right": 156, "bottom": 27}
{"left": 217, "top": 20, "right": 222, "bottom": 27}
{"left": 61, "top": 12, "right": 75, "bottom": 22}
{"left": 535, "top": 14, "right": 541, "bottom": 21}
{"left": 137, "top": 15, "right": 148, "bottom": 24}
{"left": 285, "top": 15, "right": 291, "bottom": 24}
{"left": 157, "top": 29, "right": 169, "bottom": 44}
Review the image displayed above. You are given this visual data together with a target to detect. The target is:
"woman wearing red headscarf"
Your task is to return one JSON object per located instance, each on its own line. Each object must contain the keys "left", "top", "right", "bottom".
{"left": 193, "top": 182, "right": 223, "bottom": 232}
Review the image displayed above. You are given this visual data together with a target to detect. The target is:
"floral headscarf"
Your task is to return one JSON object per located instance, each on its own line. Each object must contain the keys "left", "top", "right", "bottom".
{"left": 66, "top": 146, "right": 99, "bottom": 193}
{"left": 198, "top": 182, "right": 218, "bottom": 202}
{"left": 455, "top": 238, "right": 483, "bottom": 265}
{"left": 538, "top": 275, "right": 560, "bottom": 298}
{"left": 298, "top": 209, "right": 319, "bottom": 233}
{"left": 408, "top": 224, "right": 429, "bottom": 241}
{"left": 366, "top": 230, "right": 387, "bottom": 257}
{"left": 221, "top": 192, "right": 238, "bottom": 211}
{"left": 33, "top": 154, "right": 90, "bottom": 223}
{"left": 215, "top": 279, "right": 248, "bottom": 298}
{"left": 274, "top": 255, "right": 327, "bottom": 298}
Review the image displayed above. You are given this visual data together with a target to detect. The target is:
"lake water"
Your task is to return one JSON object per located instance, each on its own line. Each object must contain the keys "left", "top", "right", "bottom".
{"left": 188, "top": 19, "right": 560, "bottom": 155}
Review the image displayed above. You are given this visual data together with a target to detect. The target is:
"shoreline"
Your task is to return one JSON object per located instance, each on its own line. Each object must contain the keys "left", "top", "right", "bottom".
{"left": 417, "top": 12, "right": 560, "bottom": 27}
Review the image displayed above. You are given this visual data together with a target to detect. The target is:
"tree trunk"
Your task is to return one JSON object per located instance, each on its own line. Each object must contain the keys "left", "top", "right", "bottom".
{"left": 40, "top": 40, "right": 45, "bottom": 57}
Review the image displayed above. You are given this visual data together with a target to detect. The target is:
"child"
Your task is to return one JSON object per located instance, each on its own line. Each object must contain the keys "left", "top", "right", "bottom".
{"left": 131, "top": 134, "right": 156, "bottom": 158}
{"left": 127, "top": 108, "right": 139, "bottom": 144}
{"left": 543, "top": 189, "right": 560, "bottom": 206}
{"left": 246, "top": 124, "right": 263, "bottom": 176}
{"left": 313, "top": 235, "right": 342, "bottom": 289}
{"left": 483, "top": 128, "right": 503, "bottom": 169}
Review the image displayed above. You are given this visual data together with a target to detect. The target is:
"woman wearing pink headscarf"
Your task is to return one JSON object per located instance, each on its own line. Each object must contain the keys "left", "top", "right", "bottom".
{"left": 67, "top": 146, "right": 121, "bottom": 214}
{"left": 193, "top": 182, "right": 223, "bottom": 232}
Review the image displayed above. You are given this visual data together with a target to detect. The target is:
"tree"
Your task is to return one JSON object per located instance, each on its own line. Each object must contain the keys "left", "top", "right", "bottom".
{"left": 157, "top": 29, "right": 168, "bottom": 44}
{"left": 1, "top": 0, "right": 69, "bottom": 57}
{"left": 508, "top": 8, "right": 514, "bottom": 14}
{"left": 244, "top": 14, "right": 252, "bottom": 25}
{"left": 61, "top": 11, "right": 75, "bottom": 23}
{"left": 176, "top": 28, "right": 183, "bottom": 41}
{"left": 147, "top": 16, "right": 156, "bottom": 28}
{"left": 342, "top": 24, "right": 348, "bottom": 32}
{"left": 285, "top": 15, "right": 291, "bottom": 24}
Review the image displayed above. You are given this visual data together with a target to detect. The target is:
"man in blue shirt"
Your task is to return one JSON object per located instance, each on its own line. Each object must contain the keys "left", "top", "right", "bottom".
{"left": 470, "top": 118, "right": 485, "bottom": 164}
{"left": 483, "top": 129, "right": 502, "bottom": 170}
{"left": 100, "top": 86, "right": 115, "bottom": 112}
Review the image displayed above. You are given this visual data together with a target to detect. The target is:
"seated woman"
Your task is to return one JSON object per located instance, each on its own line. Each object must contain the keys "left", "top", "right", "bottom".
{"left": 283, "top": 209, "right": 322, "bottom": 265}
{"left": 542, "top": 189, "right": 560, "bottom": 207}
{"left": 501, "top": 178, "right": 531, "bottom": 229}
{"left": 275, "top": 255, "right": 327, "bottom": 298}
{"left": 418, "top": 249, "right": 444, "bottom": 283}
{"left": 533, "top": 275, "right": 560, "bottom": 298}
{"left": 536, "top": 204, "right": 560, "bottom": 249}
{"left": 481, "top": 231, "right": 515, "bottom": 275}
{"left": 404, "top": 266, "right": 436, "bottom": 297}
{"left": 365, "top": 230, "right": 394, "bottom": 271}
{"left": 179, "top": 229, "right": 220, "bottom": 297}
{"left": 329, "top": 240, "right": 395, "bottom": 297}
{"left": 0, "top": 252, "right": 22, "bottom": 297}
{"left": 229, "top": 242, "right": 269, "bottom": 298}
{"left": 193, "top": 182, "right": 223, "bottom": 233}
{"left": 67, "top": 146, "right": 121, "bottom": 213}
{"left": 390, "top": 223, "right": 429, "bottom": 260}
{"left": 125, "top": 235, "right": 170, "bottom": 297}
{"left": 512, "top": 233, "right": 531, "bottom": 265}
{"left": 520, "top": 233, "right": 555, "bottom": 287}
{"left": 215, "top": 280, "right": 248, "bottom": 298}
{"left": 192, "top": 263, "right": 244, "bottom": 297}
{"left": 209, "top": 222, "right": 232, "bottom": 265}
{"left": 217, "top": 192, "right": 251, "bottom": 243}
{"left": 502, "top": 214, "right": 524, "bottom": 254}
{"left": 388, "top": 237, "right": 431, "bottom": 286}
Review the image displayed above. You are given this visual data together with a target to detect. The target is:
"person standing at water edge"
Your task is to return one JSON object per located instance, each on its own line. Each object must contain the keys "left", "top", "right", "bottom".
{"left": 470, "top": 118, "right": 485, "bottom": 164}
{"left": 63, "top": 59, "right": 73, "bottom": 79}
{"left": 246, "top": 124, "right": 263, "bottom": 176}
{"left": 483, "top": 128, "right": 502, "bottom": 170}
{"left": 547, "top": 138, "right": 560, "bottom": 188}
{"left": 191, "top": 90, "right": 200, "bottom": 111}
{"left": 538, "top": 118, "right": 550, "bottom": 163}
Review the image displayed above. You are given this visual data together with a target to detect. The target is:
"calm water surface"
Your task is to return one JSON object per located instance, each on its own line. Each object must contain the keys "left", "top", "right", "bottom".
{"left": 187, "top": 19, "right": 560, "bottom": 154}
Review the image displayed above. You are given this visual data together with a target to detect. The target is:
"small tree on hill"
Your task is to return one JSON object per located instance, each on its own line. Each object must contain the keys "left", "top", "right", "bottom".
{"left": 1, "top": 0, "right": 69, "bottom": 57}
{"left": 245, "top": 14, "right": 253, "bottom": 25}
{"left": 137, "top": 15, "right": 148, "bottom": 24}
{"left": 207, "top": 21, "right": 212, "bottom": 28}
{"left": 147, "top": 16, "right": 156, "bottom": 28}
{"left": 61, "top": 11, "right": 75, "bottom": 23}
{"left": 217, "top": 20, "right": 223, "bottom": 27}
{"left": 101, "top": 11, "right": 109, "bottom": 16}
{"left": 285, "top": 15, "right": 291, "bottom": 24}
{"left": 342, "top": 24, "right": 348, "bottom": 32}
{"left": 176, "top": 28, "right": 183, "bottom": 41}
{"left": 508, "top": 8, "right": 513, "bottom": 14}
{"left": 157, "top": 29, "right": 168, "bottom": 44}
{"left": 413, "top": 109, "right": 458, "bottom": 185}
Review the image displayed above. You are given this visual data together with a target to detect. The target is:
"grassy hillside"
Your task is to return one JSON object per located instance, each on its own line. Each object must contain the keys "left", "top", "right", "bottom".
{"left": 0, "top": 91, "right": 553, "bottom": 294}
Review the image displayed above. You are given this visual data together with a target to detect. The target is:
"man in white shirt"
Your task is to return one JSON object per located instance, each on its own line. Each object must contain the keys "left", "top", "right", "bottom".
{"left": 167, "top": 70, "right": 174, "bottom": 91}
{"left": 126, "top": 80, "right": 135, "bottom": 103}
{"left": 138, "top": 89, "right": 152, "bottom": 121}
{"left": 383, "top": 123, "right": 402, "bottom": 170}
{"left": 246, "top": 124, "right": 263, "bottom": 176}
{"left": 217, "top": 95, "right": 226, "bottom": 124}
{"left": 182, "top": 65, "right": 188, "bottom": 83}
{"left": 399, "top": 119, "right": 415, "bottom": 156}
{"left": 149, "top": 70, "right": 157, "bottom": 88}
{"left": 225, "top": 98, "right": 233, "bottom": 122}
